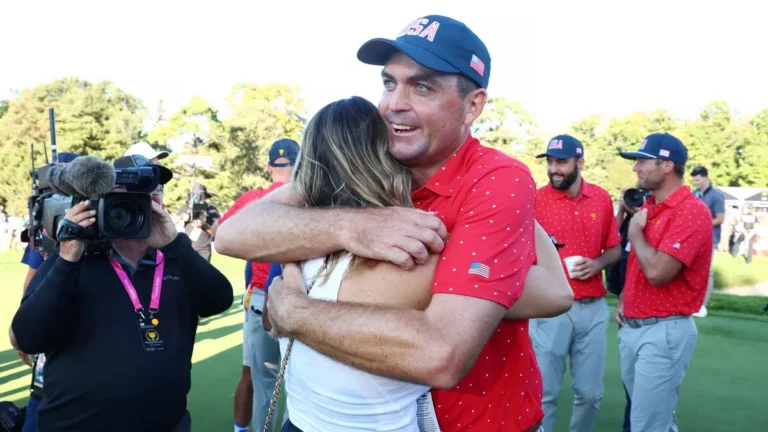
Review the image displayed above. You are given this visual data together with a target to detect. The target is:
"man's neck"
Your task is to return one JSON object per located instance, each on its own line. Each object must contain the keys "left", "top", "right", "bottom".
{"left": 565, "top": 176, "right": 583, "bottom": 199}
{"left": 409, "top": 130, "right": 470, "bottom": 190}
{"left": 653, "top": 179, "right": 684, "bottom": 204}
{"left": 112, "top": 239, "right": 150, "bottom": 269}
{"left": 698, "top": 181, "right": 710, "bottom": 193}
{"left": 272, "top": 174, "right": 291, "bottom": 184}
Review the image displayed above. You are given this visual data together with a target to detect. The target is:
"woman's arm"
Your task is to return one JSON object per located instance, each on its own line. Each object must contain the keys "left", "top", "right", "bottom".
{"left": 337, "top": 221, "right": 572, "bottom": 319}
{"left": 503, "top": 221, "right": 573, "bottom": 319}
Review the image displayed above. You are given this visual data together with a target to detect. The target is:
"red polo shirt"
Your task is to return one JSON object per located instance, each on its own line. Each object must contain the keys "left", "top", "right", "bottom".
{"left": 623, "top": 186, "right": 713, "bottom": 319}
{"left": 219, "top": 181, "right": 286, "bottom": 291}
{"left": 415, "top": 134, "right": 542, "bottom": 432}
{"left": 534, "top": 179, "right": 621, "bottom": 300}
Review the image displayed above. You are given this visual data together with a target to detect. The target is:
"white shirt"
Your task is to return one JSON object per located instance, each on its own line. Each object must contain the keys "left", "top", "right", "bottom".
{"left": 279, "top": 255, "right": 430, "bottom": 432}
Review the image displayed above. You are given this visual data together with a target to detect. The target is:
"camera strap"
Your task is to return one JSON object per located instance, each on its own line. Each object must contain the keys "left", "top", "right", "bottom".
{"left": 109, "top": 251, "right": 165, "bottom": 321}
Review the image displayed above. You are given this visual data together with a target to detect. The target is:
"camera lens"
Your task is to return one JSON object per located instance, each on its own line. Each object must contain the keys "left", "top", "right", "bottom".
{"left": 106, "top": 198, "right": 144, "bottom": 234}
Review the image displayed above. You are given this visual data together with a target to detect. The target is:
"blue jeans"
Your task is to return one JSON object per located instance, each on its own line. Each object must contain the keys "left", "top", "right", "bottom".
{"left": 22, "top": 395, "right": 40, "bottom": 432}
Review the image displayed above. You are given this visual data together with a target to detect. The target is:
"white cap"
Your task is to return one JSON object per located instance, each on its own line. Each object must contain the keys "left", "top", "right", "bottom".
{"left": 124, "top": 142, "right": 169, "bottom": 160}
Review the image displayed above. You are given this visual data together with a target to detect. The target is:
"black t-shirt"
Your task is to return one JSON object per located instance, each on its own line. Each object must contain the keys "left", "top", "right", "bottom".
{"left": 11, "top": 234, "right": 233, "bottom": 431}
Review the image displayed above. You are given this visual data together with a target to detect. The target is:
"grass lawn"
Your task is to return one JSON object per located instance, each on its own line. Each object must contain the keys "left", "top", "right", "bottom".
{"left": 2, "top": 249, "right": 767, "bottom": 431}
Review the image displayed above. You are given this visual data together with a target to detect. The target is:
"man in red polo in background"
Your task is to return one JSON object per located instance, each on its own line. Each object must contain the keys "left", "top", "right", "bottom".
{"left": 616, "top": 133, "right": 712, "bottom": 432}
{"left": 212, "top": 138, "right": 299, "bottom": 432}
{"left": 215, "top": 15, "right": 544, "bottom": 432}
{"left": 532, "top": 134, "right": 621, "bottom": 432}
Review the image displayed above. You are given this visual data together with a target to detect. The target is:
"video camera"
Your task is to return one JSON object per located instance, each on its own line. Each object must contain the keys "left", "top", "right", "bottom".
{"left": 622, "top": 187, "right": 651, "bottom": 209}
{"left": 26, "top": 109, "right": 162, "bottom": 255}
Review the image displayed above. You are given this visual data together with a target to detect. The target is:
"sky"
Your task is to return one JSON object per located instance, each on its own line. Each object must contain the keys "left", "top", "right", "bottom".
{"left": 1, "top": 0, "right": 766, "bottom": 137}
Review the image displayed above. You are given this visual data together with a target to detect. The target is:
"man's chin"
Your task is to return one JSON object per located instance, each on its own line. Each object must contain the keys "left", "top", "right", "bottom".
{"left": 389, "top": 141, "right": 428, "bottom": 164}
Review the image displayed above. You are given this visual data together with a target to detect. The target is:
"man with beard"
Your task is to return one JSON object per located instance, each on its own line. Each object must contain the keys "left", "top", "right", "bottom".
{"left": 531, "top": 134, "right": 622, "bottom": 432}
{"left": 615, "top": 133, "right": 711, "bottom": 432}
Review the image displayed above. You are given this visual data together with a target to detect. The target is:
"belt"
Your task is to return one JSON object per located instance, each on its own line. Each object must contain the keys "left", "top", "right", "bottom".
{"left": 576, "top": 297, "right": 601, "bottom": 304}
{"left": 622, "top": 314, "right": 688, "bottom": 329}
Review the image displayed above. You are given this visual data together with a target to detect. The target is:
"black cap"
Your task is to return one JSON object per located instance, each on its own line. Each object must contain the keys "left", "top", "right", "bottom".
{"left": 114, "top": 154, "right": 174, "bottom": 185}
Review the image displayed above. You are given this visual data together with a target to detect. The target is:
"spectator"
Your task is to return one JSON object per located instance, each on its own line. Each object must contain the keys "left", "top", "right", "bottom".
{"left": 690, "top": 166, "right": 725, "bottom": 318}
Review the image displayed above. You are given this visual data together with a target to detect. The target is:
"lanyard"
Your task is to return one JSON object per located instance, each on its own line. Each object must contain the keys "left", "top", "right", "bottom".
{"left": 109, "top": 251, "right": 165, "bottom": 320}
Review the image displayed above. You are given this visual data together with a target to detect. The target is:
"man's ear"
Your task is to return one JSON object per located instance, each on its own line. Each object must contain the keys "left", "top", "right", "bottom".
{"left": 464, "top": 88, "right": 488, "bottom": 127}
{"left": 662, "top": 160, "right": 675, "bottom": 174}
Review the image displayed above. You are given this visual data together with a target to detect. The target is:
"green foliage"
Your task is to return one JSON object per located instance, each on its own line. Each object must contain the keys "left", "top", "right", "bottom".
{"left": 148, "top": 83, "right": 307, "bottom": 213}
{"left": 0, "top": 78, "right": 146, "bottom": 215}
{"left": 711, "top": 252, "right": 768, "bottom": 289}
{"left": 0, "top": 76, "right": 765, "bottom": 217}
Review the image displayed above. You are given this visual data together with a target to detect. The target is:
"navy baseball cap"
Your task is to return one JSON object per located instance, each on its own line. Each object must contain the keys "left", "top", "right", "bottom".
{"left": 619, "top": 132, "right": 688, "bottom": 164}
{"left": 536, "top": 135, "right": 584, "bottom": 159}
{"left": 269, "top": 138, "right": 300, "bottom": 167}
{"left": 357, "top": 15, "right": 491, "bottom": 89}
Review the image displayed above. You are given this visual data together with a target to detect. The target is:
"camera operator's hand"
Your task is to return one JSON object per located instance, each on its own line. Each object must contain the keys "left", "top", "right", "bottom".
{"left": 60, "top": 201, "right": 97, "bottom": 263}
{"left": 146, "top": 201, "right": 178, "bottom": 249}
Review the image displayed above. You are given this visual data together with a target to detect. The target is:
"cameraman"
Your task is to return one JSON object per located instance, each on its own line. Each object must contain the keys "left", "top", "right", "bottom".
{"left": 10, "top": 155, "right": 234, "bottom": 432}
{"left": 175, "top": 183, "right": 220, "bottom": 261}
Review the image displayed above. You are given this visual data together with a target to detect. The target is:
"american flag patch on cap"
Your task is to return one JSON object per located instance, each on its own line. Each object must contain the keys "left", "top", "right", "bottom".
{"left": 469, "top": 262, "right": 490, "bottom": 279}
{"left": 659, "top": 149, "right": 670, "bottom": 157}
{"left": 470, "top": 54, "right": 485, "bottom": 76}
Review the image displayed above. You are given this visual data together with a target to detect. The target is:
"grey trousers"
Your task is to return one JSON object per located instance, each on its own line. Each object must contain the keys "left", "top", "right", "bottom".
{"left": 530, "top": 298, "right": 610, "bottom": 432}
{"left": 244, "top": 289, "right": 282, "bottom": 432}
{"left": 618, "top": 317, "right": 697, "bottom": 432}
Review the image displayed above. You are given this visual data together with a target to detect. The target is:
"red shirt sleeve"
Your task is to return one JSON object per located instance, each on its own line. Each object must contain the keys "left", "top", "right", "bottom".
{"left": 657, "top": 202, "right": 712, "bottom": 267}
{"left": 432, "top": 166, "right": 537, "bottom": 308}
{"left": 219, "top": 190, "right": 264, "bottom": 225}
{"left": 602, "top": 193, "right": 621, "bottom": 250}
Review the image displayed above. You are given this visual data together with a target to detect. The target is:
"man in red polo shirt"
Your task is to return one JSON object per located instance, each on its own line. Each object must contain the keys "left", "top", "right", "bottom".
{"left": 616, "top": 133, "right": 712, "bottom": 432}
{"left": 532, "top": 134, "right": 621, "bottom": 432}
{"left": 213, "top": 138, "right": 299, "bottom": 432}
{"left": 216, "top": 15, "right": 545, "bottom": 432}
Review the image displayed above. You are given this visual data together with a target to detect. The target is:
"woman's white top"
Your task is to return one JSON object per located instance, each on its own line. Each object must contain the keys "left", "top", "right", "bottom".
{"left": 279, "top": 255, "right": 430, "bottom": 432}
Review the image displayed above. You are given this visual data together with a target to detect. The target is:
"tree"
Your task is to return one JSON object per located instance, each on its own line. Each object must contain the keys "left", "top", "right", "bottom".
{"left": 472, "top": 97, "right": 546, "bottom": 184}
{"left": 0, "top": 77, "right": 145, "bottom": 215}
{"left": 679, "top": 101, "right": 744, "bottom": 187}
{"left": 147, "top": 84, "right": 307, "bottom": 213}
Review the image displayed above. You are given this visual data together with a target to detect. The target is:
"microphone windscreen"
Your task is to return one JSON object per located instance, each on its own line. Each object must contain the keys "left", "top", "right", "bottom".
{"left": 46, "top": 156, "right": 116, "bottom": 198}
